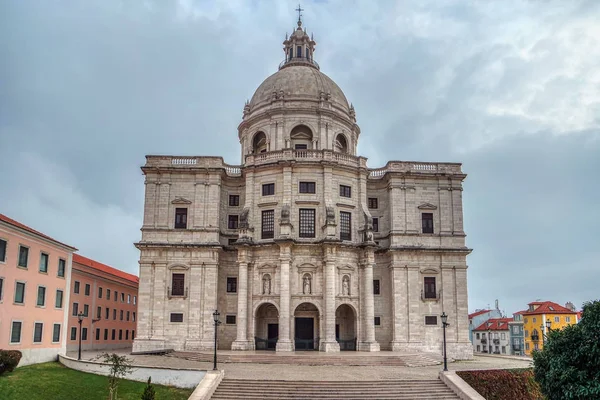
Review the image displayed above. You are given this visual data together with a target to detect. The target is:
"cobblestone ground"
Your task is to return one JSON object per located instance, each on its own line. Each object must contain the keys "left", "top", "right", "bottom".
{"left": 68, "top": 350, "right": 532, "bottom": 381}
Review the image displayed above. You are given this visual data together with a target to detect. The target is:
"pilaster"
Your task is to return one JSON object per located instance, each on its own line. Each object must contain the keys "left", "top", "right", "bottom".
{"left": 232, "top": 248, "right": 253, "bottom": 350}
{"left": 389, "top": 261, "right": 409, "bottom": 351}
{"left": 320, "top": 245, "right": 340, "bottom": 352}
{"left": 358, "top": 247, "right": 380, "bottom": 351}
{"left": 276, "top": 243, "right": 293, "bottom": 351}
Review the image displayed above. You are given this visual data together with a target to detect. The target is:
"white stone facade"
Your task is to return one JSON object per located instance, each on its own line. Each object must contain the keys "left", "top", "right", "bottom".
{"left": 132, "top": 19, "right": 473, "bottom": 359}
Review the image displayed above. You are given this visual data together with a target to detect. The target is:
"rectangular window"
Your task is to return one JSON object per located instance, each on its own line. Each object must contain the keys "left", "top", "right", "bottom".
{"left": 106, "top": 288, "right": 111, "bottom": 300}
{"left": 114, "top": 291, "right": 117, "bottom": 301}
{"left": 18, "top": 246, "right": 29, "bottom": 268}
{"left": 83, "top": 304, "right": 89, "bottom": 317}
{"left": 0, "top": 277, "right": 3, "bottom": 301}
{"left": 0, "top": 238, "right": 6, "bottom": 262}
{"left": 120, "top": 310, "right": 123, "bottom": 320}
{"left": 229, "top": 195, "right": 240, "bottom": 206}
{"left": 96, "top": 328, "right": 100, "bottom": 341}
{"left": 82, "top": 328, "right": 88, "bottom": 341}
{"left": 261, "top": 210, "right": 275, "bottom": 239}
{"left": 105, "top": 308, "right": 109, "bottom": 319}
{"left": 53, "top": 324, "right": 61, "bottom": 343}
{"left": 373, "top": 279, "right": 381, "bottom": 295}
{"left": 74, "top": 281, "right": 80, "bottom": 294}
{"left": 476, "top": 333, "right": 480, "bottom": 339}
{"left": 339, "top": 185, "right": 351, "bottom": 198}
{"left": 84, "top": 284, "right": 90, "bottom": 296}
{"left": 175, "top": 208, "right": 188, "bottom": 229}
{"left": 127, "top": 311, "right": 130, "bottom": 321}
{"left": 113, "top": 309, "right": 117, "bottom": 320}
{"left": 477, "top": 345, "right": 480, "bottom": 352}
{"left": 424, "top": 277, "right": 437, "bottom": 299}
{"left": 566, "top": 316, "right": 571, "bottom": 323}
{"left": 170, "top": 313, "right": 184, "bottom": 323}
{"left": 11, "top": 321, "right": 22, "bottom": 343}
{"left": 294, "top": 144, "right": 308, "bottom": 150}
{"left": 39, "top": 253, "right": 49, "bottom": 273}
{"left": 126, "top": 330, "right": 129, "bottom": 340}
{"left": 502, "top": 346, "right": 506, "bottom": 354}
{"left": 368, "top": 198, "right": 378, "bottom": 209}
{"left": 422, "top": 213, "right": 434, "bottom": 234}
{"left": 71, "top": 327, "right": 77, "bottom": 341}
{"left": 299, "top": 209, "right": 316, "bottom": 238}
{"left": 372, "top": 217, "right": 379, "bottom": 233}
{"left": 262, "top": 183, "right": 275, "bottom": 196}
{"left": 127, "top": 294, "right": 131, "bottom": 304}
{"left": 118, "top": 330, "right": 122, "bottom": 340}
{"left": 121, "top": 293, "right": 125, "bottom": 302}
{"left": 72, "top": 302, "right": 79, "bottom": 316}
{"left": 554, "top": 316, "right": 560, "bottom": 323}
{"left": 340, "top": 211, "right": 351, "bottom": 241}
{"left": 374, "top": 316, "right": 381, "bottom": 326}
{"left": 172, "top": 273, "right": 185, "bottom": 296}
{"left": 97, "top": 306, "right": 102, "bottom": 319}
{"left": 98, "top": 287, "right": 103, "bottom": 298}
{"left": 14, "top": 282, "right": 25, "bottom": 304}
{"left": 228, "top": 215, "right": 239, "bottom": 229}
{"left": 133, "top": 296, "right": 136, "bottom": 305}
{"left": 425, "top": 316, "right": 438, "bottom": 325}
{"left": 526, "top": 343, "right": 530, "bottom": 351}
{"left": 296, "top": 45, "right": 302, "bottom": 58}
{"left": 132, "top": 330, "right": 135, "bottom": 340}
{"left": 533, "top": 317, "right": 537, "bottom": 323}
{"left": 501, "top": 333, "right": 506, "bottom": 339}
{"left": 534, "top": 343, "right": 539, "bottom": 350}
{"left": 112, "top": 329, "right": 116, "bottom": 340}
{"left": 58, "top": 258, "right": 66, "bottom": 277}
{"left": 36, "top": 286, "right": 46, "bottom": 306}
{"left": 227, "top": 277, "right": 237, "bottom": 293}
{"left": 104, "top": 329, "right": 108, "bottom": 340}
{"left": 299, "top": 182, "right": 316, "bottom": 194}
{"left": 133, "top": 312, "right": 136, "bottom": 322}
{"left": 226, "top": 315, "right": 236, "bottom": 325}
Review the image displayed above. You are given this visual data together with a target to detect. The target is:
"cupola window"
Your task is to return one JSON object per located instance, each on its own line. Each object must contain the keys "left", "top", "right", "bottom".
{"left": 297, "top": 46, "right": 302, "bottom": 58}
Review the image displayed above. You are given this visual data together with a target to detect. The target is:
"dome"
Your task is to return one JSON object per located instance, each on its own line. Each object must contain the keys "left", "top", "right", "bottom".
{"left": 248, "top": 66, "right": 350, "bottom": 114}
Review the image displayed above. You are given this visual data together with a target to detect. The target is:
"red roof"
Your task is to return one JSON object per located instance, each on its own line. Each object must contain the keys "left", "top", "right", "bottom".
{"left": 473, "top": 318, "right": 513, "bottom": 331}
{"left": 73, "top": 254, "right": 139, "bottom": 285}
{"left": 514, "top": 310, "right": 527, "bottom": 315}
{"left": 469, "top": 310, "right": 492, "bottom": 319}
{"left": 522, "top": 301, "right": 576, "bottom": 315}
{"left": 0, "top": 213, "right": 77, "bottom": 250}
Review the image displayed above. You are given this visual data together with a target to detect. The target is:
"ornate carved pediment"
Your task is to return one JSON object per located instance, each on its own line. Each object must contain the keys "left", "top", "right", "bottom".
{"left": 297, "top": 263, "right": 317, "bottom": 274}
{"left": 168, "top": 264, "right": 190, "bottom": 271}
{"left": 337, "top": 265, "right": 355, "bottom": 272}
{"left": 419, "top": 268, "right": 439, "bottom": 274}
{"left": 418, "top": 202, "right": 437, "bottom": 210}
{"left": 171, "top": 197, "right": 192, "bottom": 205}
{"left": 257, "top": 263, "right": 277, "bottom": 272}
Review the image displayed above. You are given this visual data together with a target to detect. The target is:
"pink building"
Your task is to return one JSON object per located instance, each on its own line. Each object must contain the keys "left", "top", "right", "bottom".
{"left": 0, "top": 214, "right": 77, "bottom": 366}
{"left": 67, "top": 254, "right": 138, "bottom": 351}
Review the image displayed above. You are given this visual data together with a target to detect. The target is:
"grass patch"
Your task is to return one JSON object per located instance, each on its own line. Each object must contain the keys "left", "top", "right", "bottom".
{"left": 0, "top": 362, "right": 194, "bottom": 400}
{"left": 457, "top": 368, "right": 544, "bottom": 400}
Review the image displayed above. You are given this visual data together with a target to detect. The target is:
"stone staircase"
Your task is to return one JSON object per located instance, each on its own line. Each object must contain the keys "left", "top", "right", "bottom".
{"left": 211, "top": 379, "right": 460, "bottom": 399}
{"left": 167, "top": 351, "right": 442, "bottom": 367}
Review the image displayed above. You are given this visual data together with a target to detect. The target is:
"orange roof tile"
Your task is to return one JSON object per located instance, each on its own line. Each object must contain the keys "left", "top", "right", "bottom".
{"left": 523, "top": 301, "right": 576, "bottom": 315}
{"left": 469, "top": 310, "right": 492, "bottom": 319}
{"left": 73, "top": 254, "right": 139, "bottom": 285}
{"left": 473, "top": 318, "right": 513, "bottom": 331}
{"left": 0, "top": 213, "right": 77, "bottom": 250}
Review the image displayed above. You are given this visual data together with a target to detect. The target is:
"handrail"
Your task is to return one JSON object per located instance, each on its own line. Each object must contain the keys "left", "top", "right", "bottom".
{"left": 279, "top": 56, "right": 320, "bottom": 70}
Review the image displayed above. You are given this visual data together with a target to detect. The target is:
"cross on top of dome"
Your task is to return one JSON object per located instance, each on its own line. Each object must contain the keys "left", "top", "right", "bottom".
{"left": 279, "top": 5, "right": 318, "bottom": 70}
{"left": 296, "top": 3, "right": 304, "bottom": 26}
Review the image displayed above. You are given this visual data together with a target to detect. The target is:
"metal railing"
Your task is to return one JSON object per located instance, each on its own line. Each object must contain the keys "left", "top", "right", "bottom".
{"left": 167, "top": 287, "right": 188, "bottom": 299}
{"left": 481, "top": 338, "right": 487, "bottom": 344}
{"left": 279, "top": 56, "right": 320, "bottom": 70}
{"left": 531, "top": 334, "right": 540, "bottom": 342}
{"left": 493, "top": 339, "right": 500, "bottom": 345}
{"left": 337, "top": 338, "right": 357, "bottom": 351}
{"left": 254, "top": 336, "right": 278, "bottom": 351}
{"left": 294, "top": 337, "right": 320, "bottom": 351}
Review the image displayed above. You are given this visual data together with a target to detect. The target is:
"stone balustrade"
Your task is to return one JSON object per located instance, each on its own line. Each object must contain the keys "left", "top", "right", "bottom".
{"left": 245, "top": 149, "right": 368, "bottom": 168}
{"left": 368, "top": 161, "right": 463, "bottom": 178}
{"left": 144, "top": 156, "right": 242, "bottom": 177}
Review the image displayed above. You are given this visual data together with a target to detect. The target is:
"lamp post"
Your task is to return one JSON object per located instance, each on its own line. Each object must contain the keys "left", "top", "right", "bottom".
{"left": 542, "top": 319, "right": 552, "bottom": 346}
{"left": 441, "top": 312, "right": 449, "bottom": 371}
{"left": 212, "top": 310, "right": 221, "bottom": 371}
{"left": 77, "top": 311, "right": 85, "bottom": 360}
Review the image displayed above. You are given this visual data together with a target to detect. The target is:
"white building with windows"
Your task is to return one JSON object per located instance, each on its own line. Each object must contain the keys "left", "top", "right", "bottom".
{"left": 132, "top": 17, "right": 473, "bottom": 359}
{"left": 472, "top": 318, "right": 512, "bottom": 355}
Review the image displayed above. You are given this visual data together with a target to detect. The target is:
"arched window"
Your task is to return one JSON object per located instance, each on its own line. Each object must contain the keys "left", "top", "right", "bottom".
{"left": 290, "top": 125, "right": 313, "bottom": 150}
{"left": 253, "top": 131, "right": 268, "bottom": 154}
{"left": 334, "top": 134, "right": 348, "bottom": 153}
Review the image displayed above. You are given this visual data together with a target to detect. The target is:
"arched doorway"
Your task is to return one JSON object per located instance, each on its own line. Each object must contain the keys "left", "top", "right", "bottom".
{"left": 335, "top": 304, "right": 357, "bottom": 351}
{"left": 293, "top": 302, "right": 320, "bottom": 350}
{"left": 254, "top": 303, "right": 279, "bottom": 350}
{"left": 253, "top": 131, "right": 268, "bottom": 154}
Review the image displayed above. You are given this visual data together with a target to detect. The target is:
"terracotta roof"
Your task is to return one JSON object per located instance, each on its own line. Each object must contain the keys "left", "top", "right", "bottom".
{"left": 73, "top": 254, "right": 139, "bottom": 285}
{"left": 469, "top": 310, "right": 492, "bottom": 319}
{"left": 473, "top": 318, "right": 513, "bottom": 331}
{"left": 522, "top": 301, "right": 576, "bottom": 315}
{"left": 514, "top": 310, "right": 528, "bottom": 315}
{"left": 0, "top": 213, "right": 77, "bottom": 251}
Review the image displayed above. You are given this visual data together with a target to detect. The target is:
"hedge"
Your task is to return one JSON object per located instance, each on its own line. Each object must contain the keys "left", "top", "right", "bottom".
{"left": 0, "top": 350, "right": 23, "bottom": 375}
{"left": 456, "top": 368, "right": 544, "bottom": 400}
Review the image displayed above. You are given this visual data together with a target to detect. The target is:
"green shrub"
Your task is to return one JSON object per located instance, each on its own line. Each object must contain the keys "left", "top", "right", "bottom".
{"left": 141, "top": 377, "right": 156, "bottom": 400}
{"left": 457, "top": 368, "right": 544, "bottom": 400}
{"left": 0, "top": 350, "right": 23, "bottom": 375}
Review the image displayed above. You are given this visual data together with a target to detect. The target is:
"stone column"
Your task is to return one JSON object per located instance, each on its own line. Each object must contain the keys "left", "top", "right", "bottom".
{"left": 320, "top": 245, "right": 340, "bottom": 352}
{"left": 390, "top": 260, "right": 409, "bottom": 351}
{"left": 359, "top": 248, "right": 380, "bottom": 351}
{"left": 276, "top": 244, "right": 293, "bottom": 351}
{"left": 232, "top": 248, "right": 253, "bottom": 350}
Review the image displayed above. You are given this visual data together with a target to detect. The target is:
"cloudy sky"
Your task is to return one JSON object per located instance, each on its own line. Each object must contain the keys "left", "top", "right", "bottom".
{"left": 1, "top": 0, "right": 598, "bottom": 316}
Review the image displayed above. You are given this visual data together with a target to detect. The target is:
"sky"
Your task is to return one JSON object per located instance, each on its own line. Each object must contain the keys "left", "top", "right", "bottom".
{"left": 1, "top": 0, "right": 598, "bottom": 316}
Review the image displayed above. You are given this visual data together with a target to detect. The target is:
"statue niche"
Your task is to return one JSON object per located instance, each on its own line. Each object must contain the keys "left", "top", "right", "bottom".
{"left": 342, "top": 275, "right": 350, "bottom": 296}
{"left": 302, "top": 273, "right": 312, "bottom": 295}
{"left": 262, "top": 274, "right": 272, "bottom": 295}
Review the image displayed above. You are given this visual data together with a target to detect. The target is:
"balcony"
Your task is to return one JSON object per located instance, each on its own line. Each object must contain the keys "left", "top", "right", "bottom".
{"left": 531, "top": 334, "right": 540, "bottom": 342}
{"left": 421, "top": 289, "right": 441, "bottom": 302}
{"left": 513, "top": 345, "right": 522, "bottom": 351}
{"left": 245, "top": 149, "right": 366, "bottom": 169}
{"left": 279, "top": 56, "right": 320, "bottom": 70}
{"left": 481, "top": 338, "right": 487, "bottom": 344}
{"left": 167, "top": 286, "right": 188, "bottom": 299}
{"left": 493, "top": 339, "right": 500, "bottom": 345}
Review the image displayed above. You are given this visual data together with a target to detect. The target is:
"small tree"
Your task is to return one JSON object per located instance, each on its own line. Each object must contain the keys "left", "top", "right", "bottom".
{"left": 98, "top": 353, "right": 133, "bottom": 400}
{"left": 533, "top": 300, "right": 600, "bottom": 400}
{"left": 141, "top": 377, "right": 156, "bottom": 400}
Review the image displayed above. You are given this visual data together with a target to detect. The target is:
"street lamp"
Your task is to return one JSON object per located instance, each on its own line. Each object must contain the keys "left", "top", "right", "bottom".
{"left": 212, "top": 310, "right": 221, "bottom": 371}
{"left": 440, "top": 312, "right": 450, "bottom": 371}
{"left": 77, "top": 311, "right": 85, "bottom": 360}
{"left": 545, "top": 319, "right": 552, "bottom": 331}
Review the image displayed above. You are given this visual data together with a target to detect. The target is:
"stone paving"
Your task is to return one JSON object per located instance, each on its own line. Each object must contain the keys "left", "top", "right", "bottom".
{"left": 67, "top": 349, "right": 533, "bottom": 381}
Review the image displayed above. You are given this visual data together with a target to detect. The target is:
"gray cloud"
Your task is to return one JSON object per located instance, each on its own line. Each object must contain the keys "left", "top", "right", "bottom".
{"left": 1, "top": 0, "right": 598, "bottom": 315}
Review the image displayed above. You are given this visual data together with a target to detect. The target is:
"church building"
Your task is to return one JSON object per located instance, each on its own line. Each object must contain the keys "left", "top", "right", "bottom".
{"left": 132, "top": 16, "right": 473, "bottom": 359}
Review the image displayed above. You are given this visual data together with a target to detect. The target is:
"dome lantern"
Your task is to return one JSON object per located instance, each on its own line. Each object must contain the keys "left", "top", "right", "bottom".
{"left": 279, "top": 5, "right": 318, "bottom": 70}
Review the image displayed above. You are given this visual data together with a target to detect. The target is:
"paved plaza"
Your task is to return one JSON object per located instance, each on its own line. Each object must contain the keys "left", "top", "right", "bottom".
{"left": 67, "top": 349, "right": 532, "bottom": 381}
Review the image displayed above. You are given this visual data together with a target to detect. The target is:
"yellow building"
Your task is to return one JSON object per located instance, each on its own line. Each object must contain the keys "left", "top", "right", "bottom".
{"left": 522, "top": 301, "right": 579, "bottom": 355}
